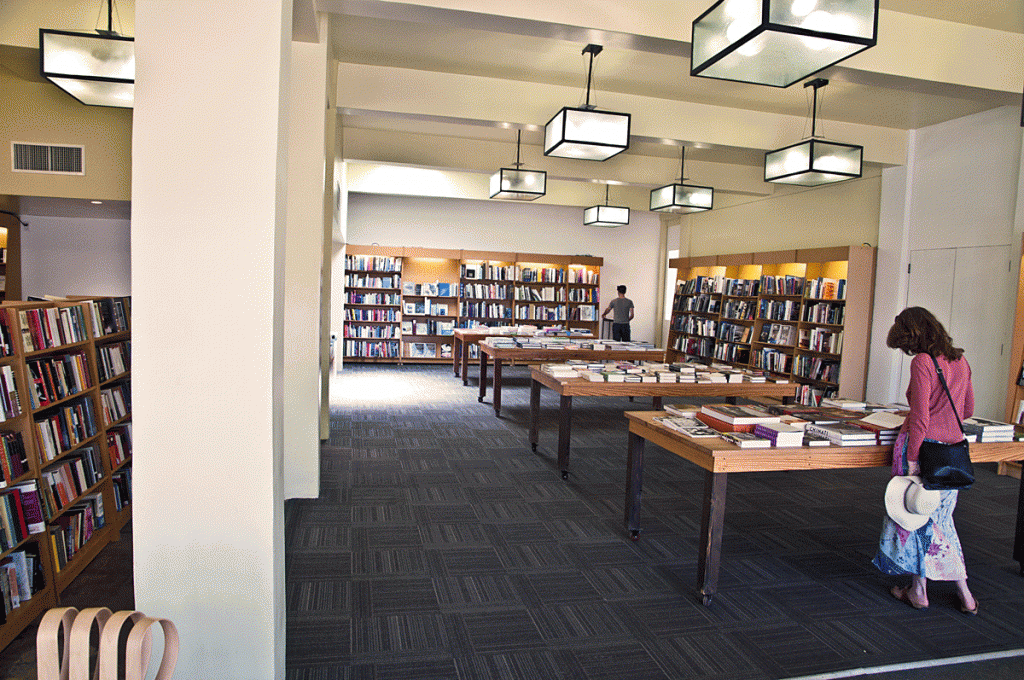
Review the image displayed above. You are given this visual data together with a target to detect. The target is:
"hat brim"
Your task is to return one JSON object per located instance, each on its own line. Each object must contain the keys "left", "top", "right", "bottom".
{"left": 885, "top": 475, "right": 940, "bottom": 531}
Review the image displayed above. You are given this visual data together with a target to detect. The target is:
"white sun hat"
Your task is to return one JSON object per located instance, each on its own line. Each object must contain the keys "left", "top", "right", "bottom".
{"left": 885, "top": 475, "right": 941, "bottom": 531}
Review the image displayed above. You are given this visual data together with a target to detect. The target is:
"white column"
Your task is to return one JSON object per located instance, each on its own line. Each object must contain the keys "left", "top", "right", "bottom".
{"left": 285, "top": 29, "right": 328, "bottom": 498}
{"left": 131, "top": 1, "right": 290, "bottom": 678}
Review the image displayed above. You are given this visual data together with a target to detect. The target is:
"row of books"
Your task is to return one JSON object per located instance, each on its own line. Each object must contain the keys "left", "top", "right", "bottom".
{"left": 405, "top": 342, "right": 453, "bottom": 359}
{"left": 805, "top": 277, "right": 846, "bottom": 300}
{"left": 795, "top": 355, "right": 840, "bottom": 383}
{"left": 0, "top": 310, "right": 14, "bottom": 357}
{"left": 678, "top": 336, "right": 714, "bottom": 358}
{"left": 513, "top": 286, "right": 564, "bottom": 302}
{"left": 760, "top": 275, "right": 804, "bottom": 296}
{"left": 752, "top": 347, "right": 792, "bottom": 374}
{"left": 26, "top": 351, "right": 90, "bottom": 410}
{"left": 344, "top": 254, "right": 402, "bottom": 272}
{"left": 96, "top": 341, "right": 130, "bottom": 382}
{"left": 0, "top": 480, "right": 46, "bottom": 551}
{"left": 402, "top": 281, "right": 455, "bottom": 297}
{"left": 519, "top": 267, "right": 565, "bottom": 283}
{"left": 759, "top": 298, "right": 800, "bottom": 322}
{"left": 676, "top": 294, "right": 720, "bottom": 314}
{"left": 344, "top": 308, "right": 400, "bottom": 322}
{"left": 0, "top": 545, "right": 44, "bottom": 621}
{"left": 99, "top": 383, "right": 130, "bottom": 426}
{"left": 19, "top": 305, "right": 90, "bottom": 352}
{"left": 403, "top": 300, "right": 451, "bottom": 316}
{"left": 718, "top": 322, "right": 752, "bottom": 344}
{"left": 344, "top": 324, "right": 399, "bottom": 339}
{"left": 0, "top": 365, "right": 20, "bottom": 421}
{"left": 106, "top": 425, "right": 131, "bottom": 469}
{"left": 460, "top": 303, "right": 513, "bottom": 320}
{"left": 515, "top": 305, "right": 567, "bottom": 321}
{"left": 679, "top": 316, "right": 717, "bottom": 338}
{"left": 723, "top": 278, "right": 759, "bottom": 297}
{"left": 567, "top": 288, "right": 597, "bottom": 302}
{"left": 343, "top": 340, "right": 400, "bottom": 358}
{"left": 461, "top": 263, "right": 516, "bottom": 280}
{"left": 759, "top": 323, "right": 796, "bottom": 346}
{"left": 345, "top": 274, "right": 399, "bottom": 289}
{"left": 346, "top": 292, "right": 400, "bottom": 306}
{"left": 401, "top": 320, "right": 455, "bottom": 336}
{"left": 34, "top": 397, "right": 99, "bottom": 463}
{"left": 461, "top": 283, "right": 511, "bottom": 300}
{"left": 680, "top": 275, "right": 724, "bottom": 295}
{"left": 713, "top": 342, "right": 750, "bottom": 365}
{"left": 800, "top": 328, "right": 843, "bottom": 355}
{"left": 0, "top": 432, "right": 29, "bottom": 487}
{"left": 111, "top": 468, "right": 131, "bottom": 511}
{"left": 721, "top": 300, "right": 756, "bottom": 321}
{"left": 38, "top": 445, "right": 104, "bottom": 518}
{"left": 49, "top": 492, "right": 104, "bottom": 572}
{"left": 88, "top": 298, "right": 129, "bottom": 337}
{"left": 804, "top": 301, "right": 845, "bottom": 325}
{"left": 568, "top": 268, "right": 599, "bottom": 285}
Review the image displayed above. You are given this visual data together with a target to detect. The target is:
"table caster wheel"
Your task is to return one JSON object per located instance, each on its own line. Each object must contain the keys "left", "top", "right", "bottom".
{"left": 478, "top": 396, "right": 483, "bottom": 403}
{"left": 561, "top": 470, "right": 569, "bottom": 480}
{"left": 630, "top": 530, "right": 641, "bottom": 541}
{"left": 531, "top": 443, "right": 537, "bottom": 452}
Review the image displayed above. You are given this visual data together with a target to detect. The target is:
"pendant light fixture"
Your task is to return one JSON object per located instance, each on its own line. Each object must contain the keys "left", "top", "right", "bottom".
{"left": 584, "top": 185, "right": 630, "bottom": 227}
{"left": 489, "top": 130, "right": 547, "bottom": 201}
{"left": 764, "top": 78, "right": 862, "bottom": 186}
{"left": 650, "top": 146, "right": 714, "bottom": 214}
{"left": 39, "top": 0, "right": 134, "bottom": 108}
{"left": 544, "top": 44, "right": 631, "bottom": 161}
{"left": 691, "top": 0, "right": 879, "bottom": 88}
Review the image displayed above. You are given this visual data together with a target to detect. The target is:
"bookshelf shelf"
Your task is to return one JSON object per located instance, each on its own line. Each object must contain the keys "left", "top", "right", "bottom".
{"left": 667, "top": 246, "right": 875, "bottom": 405}
{"left": 0, "top": 296, "right": 131, "bottom": 653}
{"left": 344, "top": 247, "right": 603, "bottom": 364}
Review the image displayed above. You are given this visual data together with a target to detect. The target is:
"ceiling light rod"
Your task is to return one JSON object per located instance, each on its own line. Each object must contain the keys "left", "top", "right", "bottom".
{"left": 581, "top": 43, "right": 602, "bottom": 110}
{"left": 96, "top": 0, "right": 120, "bottom": 36}
{"left": 807, "top": 77, "right": 827, "bottom": 138}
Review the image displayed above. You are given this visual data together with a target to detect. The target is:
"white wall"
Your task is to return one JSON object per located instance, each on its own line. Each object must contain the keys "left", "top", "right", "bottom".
{"left": 19, "top": 215, "right": 130, "bottom": 298}
{"left": 868, "top": 106, "right": 1024, "bottom": 416}
{"left": 345, "top": 193, "right": 664, "bottom": 343}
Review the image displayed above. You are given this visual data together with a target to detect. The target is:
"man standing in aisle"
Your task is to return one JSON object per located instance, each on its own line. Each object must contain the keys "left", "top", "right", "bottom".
{"left": 602, "top": 285, "right": 634, "bottom": 341}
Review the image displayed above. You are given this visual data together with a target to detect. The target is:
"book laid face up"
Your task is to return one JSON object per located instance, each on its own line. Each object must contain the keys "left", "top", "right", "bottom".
{"left": 699, "top": 404, "right": 780, "bottom": 425}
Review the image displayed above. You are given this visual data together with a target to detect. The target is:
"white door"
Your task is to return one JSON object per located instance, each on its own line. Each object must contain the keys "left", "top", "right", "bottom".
{"left": 902, "top": 245, "right": 1011, "bottom": 418}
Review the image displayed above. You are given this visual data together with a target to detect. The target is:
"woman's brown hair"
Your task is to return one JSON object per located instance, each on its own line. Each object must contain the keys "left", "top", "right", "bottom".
{"left": 886, "top": 306, "right": 963, "bottom": 360}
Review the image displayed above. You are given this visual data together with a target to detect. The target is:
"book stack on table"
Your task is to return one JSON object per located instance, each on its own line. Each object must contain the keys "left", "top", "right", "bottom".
{"left": 963, "top": 417, "right": 1015, "bottom": 443}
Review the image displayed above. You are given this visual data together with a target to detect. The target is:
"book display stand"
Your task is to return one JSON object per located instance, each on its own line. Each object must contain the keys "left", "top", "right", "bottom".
{"left": 0, "top": 297, "right": 132, "bottom": 652}
{"left": 344, "top": 246, "right": 602, "bottom": 364}
{"left": 667, "top": 246, "right": 875, "bottom": 404}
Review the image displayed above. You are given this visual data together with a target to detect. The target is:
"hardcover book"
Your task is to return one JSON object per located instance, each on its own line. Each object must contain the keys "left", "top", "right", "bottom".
{"left": 719, "top": 431, "right": 771, "bottom": 448}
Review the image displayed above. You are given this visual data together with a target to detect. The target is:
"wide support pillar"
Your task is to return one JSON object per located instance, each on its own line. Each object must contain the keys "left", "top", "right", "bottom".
{"left": 132, "top": 1, "right": 291, "bottom": 677}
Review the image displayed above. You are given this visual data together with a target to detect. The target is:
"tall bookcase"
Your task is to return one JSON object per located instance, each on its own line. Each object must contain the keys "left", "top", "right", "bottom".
{"left": 0, "top": 296, "right": 131, "bottom": 652}
{"left": 667, "top": 246, "right": 875, "bottom": 403}
{"left": 1003, "top": 235, "right": 1024, "bottom": 479}
{"left": 343, "top": 246, "right": 602, "bottom": 364}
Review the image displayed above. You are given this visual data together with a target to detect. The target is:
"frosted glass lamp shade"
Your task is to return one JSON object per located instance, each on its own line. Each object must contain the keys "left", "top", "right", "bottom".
{"left": 544, "top": 107, "right": 631, "bottom": 161}
{"left": 583, "top": 204, "right": 630, "bottom": 227}
{"left": 691, "top": 0, "right": 878, "bottom": 87}
{"left": 649, "top": 183, "right": 714, "bottom": 213}
{"left": 489, "top": 168, "right": 547, "bottom": 200}
{"left": 40, "top": 29, "right": 135, "bottom": 108}
{"left": 764, "top": 139, "right": 862, "bottom": 185}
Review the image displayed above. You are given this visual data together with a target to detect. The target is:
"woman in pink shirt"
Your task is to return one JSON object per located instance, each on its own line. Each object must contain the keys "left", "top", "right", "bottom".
{"left": 872, "top": 307, "right": 978, "bottom": 614}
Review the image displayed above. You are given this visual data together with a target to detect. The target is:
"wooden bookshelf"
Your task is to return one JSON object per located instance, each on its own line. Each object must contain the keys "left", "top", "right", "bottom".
{"left": 343, "top": 246, "right": 603, "bottom": 364}
{"left": 0, "top": 296, "right": 131, "bottom": 653}
{"left": 667, "top": 246, "right": 875, "bottom": 404}
{"left": 1003, "top": 235, "right": 1024, "bottom": 479}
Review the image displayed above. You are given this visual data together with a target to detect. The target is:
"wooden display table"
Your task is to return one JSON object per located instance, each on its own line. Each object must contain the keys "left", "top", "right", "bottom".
{"left": 452, "top": 328, "right": 594, "bottom": 385}
{"left": 477, "top": 343, "right": 666, "bottom": 416}
{"left": 530, "top": 368, "right": 797, "bottom": 478}
{"left": 623, "top": 410, "right": 1024, "bottom": 607}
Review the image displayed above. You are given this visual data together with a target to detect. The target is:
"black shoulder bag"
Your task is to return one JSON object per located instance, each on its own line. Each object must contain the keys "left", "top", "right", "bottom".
{"left": 918, "top": 354, "right": 974, "bottom": 490}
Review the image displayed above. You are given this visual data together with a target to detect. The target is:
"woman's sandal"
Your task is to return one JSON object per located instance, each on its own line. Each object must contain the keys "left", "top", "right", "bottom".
{"left": 960, "top": 601, "right": 979, "bottom": 616}
{"left": 891, "top": 586, "right": 928, "bottom": 610}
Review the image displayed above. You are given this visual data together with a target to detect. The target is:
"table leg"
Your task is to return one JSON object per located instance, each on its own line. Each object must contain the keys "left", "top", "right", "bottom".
{"left": 557, "top": 394, "right": 572, "bottom": 479}
{"left": 697, "top": 470, "right": 728, "bottom": 607}
{"left": 478, "top": 352, "right": 488, "bottom": 402}
{"left": 453, "top": 337, "right": 461, "bottom": 376}
{"left": 530, "top": 379, "right": 541, "bottom": 452}
{"left": 1015, "top": 467, "right": 1024, "bottom": 576}
{"left": 493, "top": 359, "right": 503, "bottom": 416}
{"left": 624, "top": 430, "right": 645, "bottom": 540}
{"left": 462, "top": 343, "right": 471, "bottom": 386}
{"left": 653, "top": 396, "right": 662, "bottom": 410}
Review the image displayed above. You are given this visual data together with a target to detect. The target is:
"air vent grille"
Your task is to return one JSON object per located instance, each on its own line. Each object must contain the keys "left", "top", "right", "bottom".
{"left": 12, "top": 143, "right": 84, "bottom": 175}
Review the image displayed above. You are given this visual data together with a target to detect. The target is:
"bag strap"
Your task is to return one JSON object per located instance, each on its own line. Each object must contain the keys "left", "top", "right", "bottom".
{"left": 929, "top": 354, "right": 965, "bottom": 435}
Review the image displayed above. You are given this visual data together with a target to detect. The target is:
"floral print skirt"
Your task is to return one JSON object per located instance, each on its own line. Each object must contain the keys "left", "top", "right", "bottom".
{"left": 871, "top": 430, "right": 967, "bottom": 580}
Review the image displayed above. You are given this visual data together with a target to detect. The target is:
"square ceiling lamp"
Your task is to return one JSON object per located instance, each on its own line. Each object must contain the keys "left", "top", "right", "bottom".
{"left": 691, "top": 0, "right": 879, "bottom": 88}
{"left": 765, "top": 78, "right": 862, "bottom": 186}
{"left": 650, "top": 146, "right": 714, "bottom": 214}
{"left": 39, "top": 1, "right": 134, "bottom": 108}
{"left": 544, "top": 44, "right": 630, "bottom": 161}
{"left": 490, "top": 130, "right": 547, "bottom": 201}
{"left": 584, "top": 185, "right": 630, "bottom": 227}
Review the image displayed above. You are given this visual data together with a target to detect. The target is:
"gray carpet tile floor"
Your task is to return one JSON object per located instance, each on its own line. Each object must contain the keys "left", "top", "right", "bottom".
{"left": 285, "top": 363, "right": 1024, "bottom": 679}
{"left": 3, "top": 363, "right": 1024, "bottom": 679}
